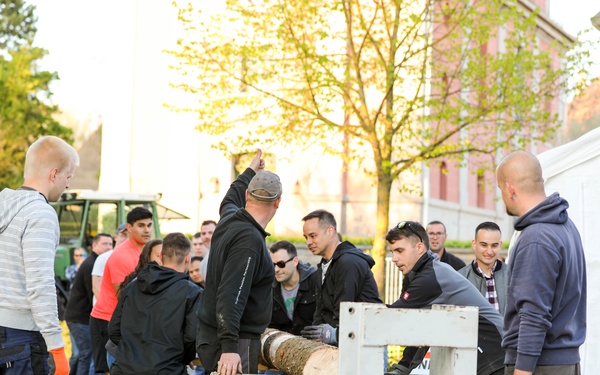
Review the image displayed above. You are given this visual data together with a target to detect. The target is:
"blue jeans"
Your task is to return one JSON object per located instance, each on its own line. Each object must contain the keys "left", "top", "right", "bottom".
{"left": 66, "top": 322, "right": 94, "bottom": 375}
{"left": 0, "top": 326, "right": 49, "bottom": 375}
{"left": 106, "top": 352, "right": 115, "bottom": 370}
{"left": 68, "top": 329, "right": 79, "bottom": 374}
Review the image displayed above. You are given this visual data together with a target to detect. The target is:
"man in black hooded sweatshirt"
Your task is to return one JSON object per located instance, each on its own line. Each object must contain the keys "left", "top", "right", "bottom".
{"left": 196, "top": 149, "right": 281, "bottom": 375}
{"left": 108, "top": 232, "right": 202, "bottom": 375}
{"left": 300, "top": 209, "right": 382, "bottom": 346}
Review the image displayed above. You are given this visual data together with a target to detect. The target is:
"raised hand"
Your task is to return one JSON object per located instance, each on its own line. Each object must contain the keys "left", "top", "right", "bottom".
{"left": 248, "top": 148, "right": 265, "bottom": 172}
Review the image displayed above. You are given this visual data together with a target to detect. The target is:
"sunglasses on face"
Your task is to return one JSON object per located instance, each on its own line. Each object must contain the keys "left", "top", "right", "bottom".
{"left": 396, "top": 221, "right": 423, "bottom": 243}
{"left": 273, "top": 256, "right": 295, "bottom": 268}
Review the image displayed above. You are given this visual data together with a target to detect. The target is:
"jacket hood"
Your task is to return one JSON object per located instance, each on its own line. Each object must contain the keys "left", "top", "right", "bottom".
{"left": 332, "top": 241, "right": 376, "bottom": 269}
{"left": 514, "top": 192, "right": 568, "bottom": 231}
{"left": 0, "top": 189, "right": 47, "bottom": 234}
{"left": 297, "top": 260, "right": 317, "bottom": 283}
{"left": 271, "top": 260, "right": 316, "bottom": 287}
{"left": 136, "top": 263, "right": 190, "bottom": 295}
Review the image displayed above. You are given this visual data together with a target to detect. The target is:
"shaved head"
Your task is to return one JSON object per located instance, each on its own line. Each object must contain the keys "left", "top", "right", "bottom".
{"left": 497, "top": 151, "right": 544, "bottom": 195}
{"left": 496, "top": 151, "right": 546, "bottom": 216}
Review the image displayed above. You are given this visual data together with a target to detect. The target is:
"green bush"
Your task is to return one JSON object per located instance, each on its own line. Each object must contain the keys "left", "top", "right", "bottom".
{"left": 218, "top": 235, "right": 509, "bottom": 250}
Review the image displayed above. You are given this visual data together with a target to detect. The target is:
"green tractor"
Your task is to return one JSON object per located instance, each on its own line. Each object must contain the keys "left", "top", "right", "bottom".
{"left": 51, "top": 189, "right": 189, "bottom": 288}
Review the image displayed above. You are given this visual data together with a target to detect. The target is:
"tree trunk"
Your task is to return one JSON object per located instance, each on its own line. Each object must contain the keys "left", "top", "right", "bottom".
{"left": 371, "top": 171, "right": 393, "bottom": 299}
{"left": 259, "top": 328, "right": 338, "bottom": 375}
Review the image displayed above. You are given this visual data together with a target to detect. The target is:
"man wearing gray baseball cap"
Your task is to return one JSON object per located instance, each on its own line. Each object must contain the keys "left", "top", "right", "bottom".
{"left": 196, "top": 149, "right": 282, "bottom": 375}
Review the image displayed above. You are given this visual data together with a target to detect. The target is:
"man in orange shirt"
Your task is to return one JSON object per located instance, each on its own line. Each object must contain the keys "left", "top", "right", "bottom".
{"left": 89, "top": 207, "right": 153, "bottom": 374}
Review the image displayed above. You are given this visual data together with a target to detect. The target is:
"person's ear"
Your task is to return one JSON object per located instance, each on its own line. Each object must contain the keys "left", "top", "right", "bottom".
{"left": 327, "top": 226, "right": 334, "bottom": 238}
{"left": 274, "top": 197, "right": 281, "bottom": 209}
{"left": 505, "top": 181, "right": 516, "bottom": 196}
{"left": 472, "top": 239, "right": 477, "bottom": 250}
{"left": 417, "top": 241, "right": 426, "bottom": 254}
{"left": 49, "top": 167, "right": 59, "bottom": 182}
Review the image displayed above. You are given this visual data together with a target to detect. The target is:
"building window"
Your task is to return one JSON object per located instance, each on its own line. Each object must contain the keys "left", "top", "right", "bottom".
{"left": 439, "top": 162, "right": 448, "bottom": 201}
{"left": 477, "top": 174, "right": 485, "bottom": 208}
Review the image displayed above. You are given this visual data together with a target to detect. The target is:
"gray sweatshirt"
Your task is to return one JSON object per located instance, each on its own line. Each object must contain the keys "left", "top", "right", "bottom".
{"left": 0, "top": 188, "right": 64, "bottom": 350}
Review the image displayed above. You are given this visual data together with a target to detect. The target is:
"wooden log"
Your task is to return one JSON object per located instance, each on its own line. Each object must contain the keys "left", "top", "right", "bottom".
{"left": 260, "top": 328, "right": 338, "bottom": 375}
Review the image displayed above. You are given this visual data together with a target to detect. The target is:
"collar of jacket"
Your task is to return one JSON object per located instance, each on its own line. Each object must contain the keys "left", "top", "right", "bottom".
{"left": 470, "top": 259, "right": 503, "bottom": 278}
{"left": 239, "top": 208, "right": 270, "bottom": 237}
{"left": 406, "top": 251, "right": 435, "bottom": 283}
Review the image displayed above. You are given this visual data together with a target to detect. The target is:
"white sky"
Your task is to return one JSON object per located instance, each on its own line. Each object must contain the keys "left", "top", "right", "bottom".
{"left": 28, "top": 0, "right": 600, "bottom": 121}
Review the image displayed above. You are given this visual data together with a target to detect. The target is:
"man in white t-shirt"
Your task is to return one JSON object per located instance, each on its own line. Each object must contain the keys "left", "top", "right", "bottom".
{"left": 91, "top": 224, "right": 128, "bottom": 302}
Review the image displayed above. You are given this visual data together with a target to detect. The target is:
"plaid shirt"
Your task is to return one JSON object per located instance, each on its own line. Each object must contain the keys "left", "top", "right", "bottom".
{"left": 473, "top": 260, "right": 500, "bottom": 311}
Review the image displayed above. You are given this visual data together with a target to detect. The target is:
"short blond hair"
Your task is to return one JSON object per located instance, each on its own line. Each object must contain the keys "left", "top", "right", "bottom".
{"left": 24, "top": 136, "right": 80, "bottom": 179}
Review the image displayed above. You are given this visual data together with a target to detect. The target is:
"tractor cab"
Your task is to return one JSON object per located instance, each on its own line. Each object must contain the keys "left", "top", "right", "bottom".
{"left": 51, "top": 189, "right": 189, "bottom": 286}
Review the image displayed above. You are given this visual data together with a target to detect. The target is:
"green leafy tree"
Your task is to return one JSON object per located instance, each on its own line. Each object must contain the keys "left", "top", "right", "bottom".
{"left": 169, "top": 0, "right": 591, "bottom": 293}
{"left": 0, "top": 0, "right": 72, "bottom": 189}
{"left": 0, "top": 0, "right": 36, "bottom": 49}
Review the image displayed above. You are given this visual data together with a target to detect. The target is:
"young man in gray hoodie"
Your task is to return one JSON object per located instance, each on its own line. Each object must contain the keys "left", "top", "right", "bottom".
{"left": 0, "top": 136, "right": 79, "bottom": 375}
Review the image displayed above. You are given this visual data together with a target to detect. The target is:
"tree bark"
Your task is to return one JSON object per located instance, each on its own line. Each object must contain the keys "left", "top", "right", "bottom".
{"left": 371, "top": 170, "right": 393, "bottom": 299}
{"left": 260, "top": 328, "right": 338, "bottom": 375}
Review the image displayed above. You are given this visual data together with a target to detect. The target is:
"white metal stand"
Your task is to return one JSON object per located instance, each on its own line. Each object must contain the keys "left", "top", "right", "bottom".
{"left": 338, "top": 303, "right": 479, "bottom": 375}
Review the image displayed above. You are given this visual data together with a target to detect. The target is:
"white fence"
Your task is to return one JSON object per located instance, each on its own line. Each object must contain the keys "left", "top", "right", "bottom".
{"left": 384, "top": 256, "right": 402, "bottom": 304}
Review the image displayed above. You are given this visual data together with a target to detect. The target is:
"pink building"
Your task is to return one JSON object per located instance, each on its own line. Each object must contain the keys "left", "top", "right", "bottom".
{"left": 423, "top": 0, "right": 573, "bottom": 240}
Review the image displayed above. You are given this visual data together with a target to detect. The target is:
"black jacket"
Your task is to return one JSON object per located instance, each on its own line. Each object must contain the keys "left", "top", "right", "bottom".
{"left": 108, "top": 263, "right": 202, "bottom": 375}
{"left": 390, "top": 251, "right": 504, "bottom": 375}
{"left": 269, "top": 261, "right": 319, "bottom": 335}
{"left": 197, "top": 168, "right": 275, "bottom": 354}
{"left": 313, "top": 241, "right": 382, "bottom": 328}
{"left": 64, "top": 252, "right": 98, "bottom": 324}
{"left": 439, "top": 248, "right": 466, "bottom": 271}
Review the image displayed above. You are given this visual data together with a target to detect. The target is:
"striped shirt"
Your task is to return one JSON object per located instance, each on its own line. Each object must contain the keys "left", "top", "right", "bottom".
{"left": 0, "top": 188, "right": 64, "bottom": 350}
{"left": 474, "top": 260, "right": 500, "bottom": 312}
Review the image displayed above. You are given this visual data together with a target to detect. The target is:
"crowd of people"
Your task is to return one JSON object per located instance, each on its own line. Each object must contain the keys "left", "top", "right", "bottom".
{"left": 0, "top": 138, "right": 587, "bottom": 375}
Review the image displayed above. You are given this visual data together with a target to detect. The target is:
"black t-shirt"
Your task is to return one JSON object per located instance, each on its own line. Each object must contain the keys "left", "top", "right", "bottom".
{"left": 64, "top": 252, "right": 98, "bottom": 324}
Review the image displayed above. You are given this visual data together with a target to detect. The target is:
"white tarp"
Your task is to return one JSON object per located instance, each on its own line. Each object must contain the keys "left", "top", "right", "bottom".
{"left": 537, "top": 127, "right": 600, "bottom": 374}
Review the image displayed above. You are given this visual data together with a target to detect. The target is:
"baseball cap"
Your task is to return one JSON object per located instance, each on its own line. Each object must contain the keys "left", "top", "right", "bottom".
{"left": 248, "top": 171, "right": 282, "bottom": 201}
{"left": 116, "top": 223, "right": 127, "bottom": 234}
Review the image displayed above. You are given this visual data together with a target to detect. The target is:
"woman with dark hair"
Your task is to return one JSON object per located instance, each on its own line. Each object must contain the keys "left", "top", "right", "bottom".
{"left": 117, "top": 239, "right": 163, "bottom": 297}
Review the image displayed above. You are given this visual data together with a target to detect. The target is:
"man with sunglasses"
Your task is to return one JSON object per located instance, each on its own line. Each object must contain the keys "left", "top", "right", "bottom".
{"left": 300, "top": 210, "right": 382, "bottom": 346}
{"left": 385, "top": 221, "right": 504, "bottom": 375}
{"left": 268, "top": 241, "right": 319, "bottom": 336}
